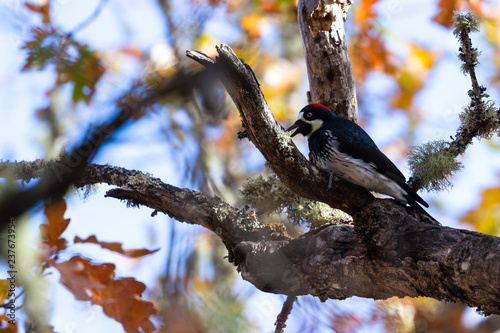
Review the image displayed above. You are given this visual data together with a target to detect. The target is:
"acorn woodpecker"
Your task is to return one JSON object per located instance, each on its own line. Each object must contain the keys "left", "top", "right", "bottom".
{"left": 286, "top": 103, "right": 429, "bottom": 214}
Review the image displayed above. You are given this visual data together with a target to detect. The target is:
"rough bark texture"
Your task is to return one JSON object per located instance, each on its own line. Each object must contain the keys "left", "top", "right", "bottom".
{"left": 236, "top": 200, "right": 500, "bottom": 315}
{"left": 2, "top": 161, "right": 500, "bottom": 315}
{"left": 298, "top": 0, "right": 357, "bottom": 121}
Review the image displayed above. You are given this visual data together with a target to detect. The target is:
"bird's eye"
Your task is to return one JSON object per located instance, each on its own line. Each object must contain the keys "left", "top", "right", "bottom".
{"left": 307, "top": 112, "right": 312, "bottom": 118}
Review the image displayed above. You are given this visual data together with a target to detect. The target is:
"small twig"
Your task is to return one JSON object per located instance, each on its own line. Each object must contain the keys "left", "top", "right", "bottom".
{"left": 453, "top": 12, "right": 480, "bottom": 99}
{"left": 69, "top": 0, "right": 109, "bottom": 35}
{"left": 449, "top": 12, "right": 497, "bottom": 156}
{"left": 185, "top": 50, "right": 215, "bottom": 68}
{"left": 275, "top": 295, "right": 297, "bottom": 333}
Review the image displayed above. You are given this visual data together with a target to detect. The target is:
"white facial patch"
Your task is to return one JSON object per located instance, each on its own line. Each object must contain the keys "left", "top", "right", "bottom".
{"left": 297, "top": 112, "right": 324, "bottom": 138}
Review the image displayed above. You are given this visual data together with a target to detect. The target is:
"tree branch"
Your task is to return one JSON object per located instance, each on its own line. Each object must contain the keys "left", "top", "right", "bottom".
{"left": 235, "top": 200, "right": 500, "bottom": 316}
{"left": 408, "top": 13, "right": 500, "bottom": 191}
{"left": 2, "top": 160, "right": 499, "bottom": 315}
{"left": 298, "top": 0, "right": 357, "bottom": 121}
{"left": 275, "top": 295, "right": 297, "bottom": 333}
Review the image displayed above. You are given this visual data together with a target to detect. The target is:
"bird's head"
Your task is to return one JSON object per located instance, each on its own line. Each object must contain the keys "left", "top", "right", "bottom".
{"left": 285, "top": 103, "right": 333, "bottom": 138}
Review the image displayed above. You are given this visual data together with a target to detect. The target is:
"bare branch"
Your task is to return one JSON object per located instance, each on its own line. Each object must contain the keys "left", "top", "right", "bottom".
{"left": 275, "top": 296, "right": 297, "bottom": 333}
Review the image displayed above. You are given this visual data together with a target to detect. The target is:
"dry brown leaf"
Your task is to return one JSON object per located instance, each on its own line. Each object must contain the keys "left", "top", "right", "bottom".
{"left": 74, "top": 235, "right": 159, "bottom": 258}
{"left": 51, "top": 256, "right": 157, "bottom": 333}
{"left": 40, "top": 196, "right": 70, "bottom": 253}
{"left": 25, "top": 1, "right": 50, "bottom": 24}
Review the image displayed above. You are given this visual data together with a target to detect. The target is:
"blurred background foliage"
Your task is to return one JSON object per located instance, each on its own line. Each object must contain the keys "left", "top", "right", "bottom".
{"left": 1, "top": 0, "right": 500, "bottom": 332}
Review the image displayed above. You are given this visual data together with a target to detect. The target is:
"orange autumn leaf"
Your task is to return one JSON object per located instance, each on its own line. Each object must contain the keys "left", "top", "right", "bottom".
{"left": 259, "top": 0, "right": 279, "bottom": 13}
{"left": 240, "top": 14, "right": 265, "bottom": 39}
{"left": 74, "top": 235, "right": 159, "bottom": 258}
{"left": 433, "top": 0, "right": 492, "bottom": 28}
{"left": 433, "top": 0, "right": 459, "bottom": 28}
{"left": 391, "top": 43, "right": 437, "bottom": 110}
{"left": 40, "top": 196, "right": 70, "bottom": 253}
{"left": 461, "top": 186, "right": 500, "bottom": 236}
{"left": 25, "top": 1, "right": 50, "bottom": 24}
{"left": 0, "top": 313, "right": 17, "bottom": 333}
{"left": 51, "top": 256, "right": 157, "bottom": 333}
{"left": 354, "top": 0, "right": 379, "bottom": 28}
{"left": 350, "top": 32, "right": 397, "bottom": 82}
{"left": 100, "top": 278, "right": 157, "bottom": 333}
{"left": 50, "top": 256, "right": 114, "bottom": 300}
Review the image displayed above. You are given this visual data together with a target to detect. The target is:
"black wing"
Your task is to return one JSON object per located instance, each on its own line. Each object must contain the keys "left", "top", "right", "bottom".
{"left": 329, "top": 117, "right": 429, "bottom": 208}
{"left": 332, "top": 117, "right": 406, "bottom": 183}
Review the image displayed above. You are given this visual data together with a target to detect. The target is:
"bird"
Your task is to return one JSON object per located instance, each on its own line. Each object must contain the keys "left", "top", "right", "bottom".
{"left": 285, "top": 103, "right": 431, "bottom": 217}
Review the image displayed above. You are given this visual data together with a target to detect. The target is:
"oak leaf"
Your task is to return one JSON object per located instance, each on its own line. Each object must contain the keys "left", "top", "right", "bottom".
{"left": 40, "top": 196, "right": 70, "bottom": 253}
{"left": 59, "top": 45, "right": 106, "bottom": 105}
{"left": 74, "top": 235, "right": 159, "bottom": 258}
{"left": 21, "top": 27, "right": 55, "bottom": 72}
{"left": 51, "top": 256, "right": 157, "bottom": 333}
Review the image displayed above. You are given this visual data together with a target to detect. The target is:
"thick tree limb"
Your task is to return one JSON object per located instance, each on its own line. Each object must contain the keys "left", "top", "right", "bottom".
{"left": 298, "top": 0, "right": 357, "bottom": 121}
{"left": 2, "top": 160, "right": 499, "bottom": 315}
{"left": 236, "top": 200, "right": 500, "bottom": 316}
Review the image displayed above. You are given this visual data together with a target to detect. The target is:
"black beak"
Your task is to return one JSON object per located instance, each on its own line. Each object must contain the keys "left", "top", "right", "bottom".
{"left": 285, "top": 120, "right": 306, "bottom": 137}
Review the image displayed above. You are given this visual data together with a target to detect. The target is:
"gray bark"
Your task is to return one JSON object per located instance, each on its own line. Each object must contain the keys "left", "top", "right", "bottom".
{"left": 298, "top": 0, "right": 357, "bottom": 120}
{"left": 2, "top": 160, "right": 499, "bottom": 315}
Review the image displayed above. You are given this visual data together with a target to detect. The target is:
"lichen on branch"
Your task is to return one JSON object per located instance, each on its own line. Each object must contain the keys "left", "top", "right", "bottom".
{"left": 408, "top": 12, "right": 500, "bottom": 191}
{"left": 407, "top": 141, "right": 462, "bottom": 192}
{"left": 240, "top": 173, "right": 351, "bottom": 228}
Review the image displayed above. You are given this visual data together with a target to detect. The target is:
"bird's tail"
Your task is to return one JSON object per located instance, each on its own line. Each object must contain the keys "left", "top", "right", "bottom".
{"left": 400, "top": 182, "right": 428, "bottom": 208}
{"left": 401, "top": 183, "right": 439, "bottom": 224}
